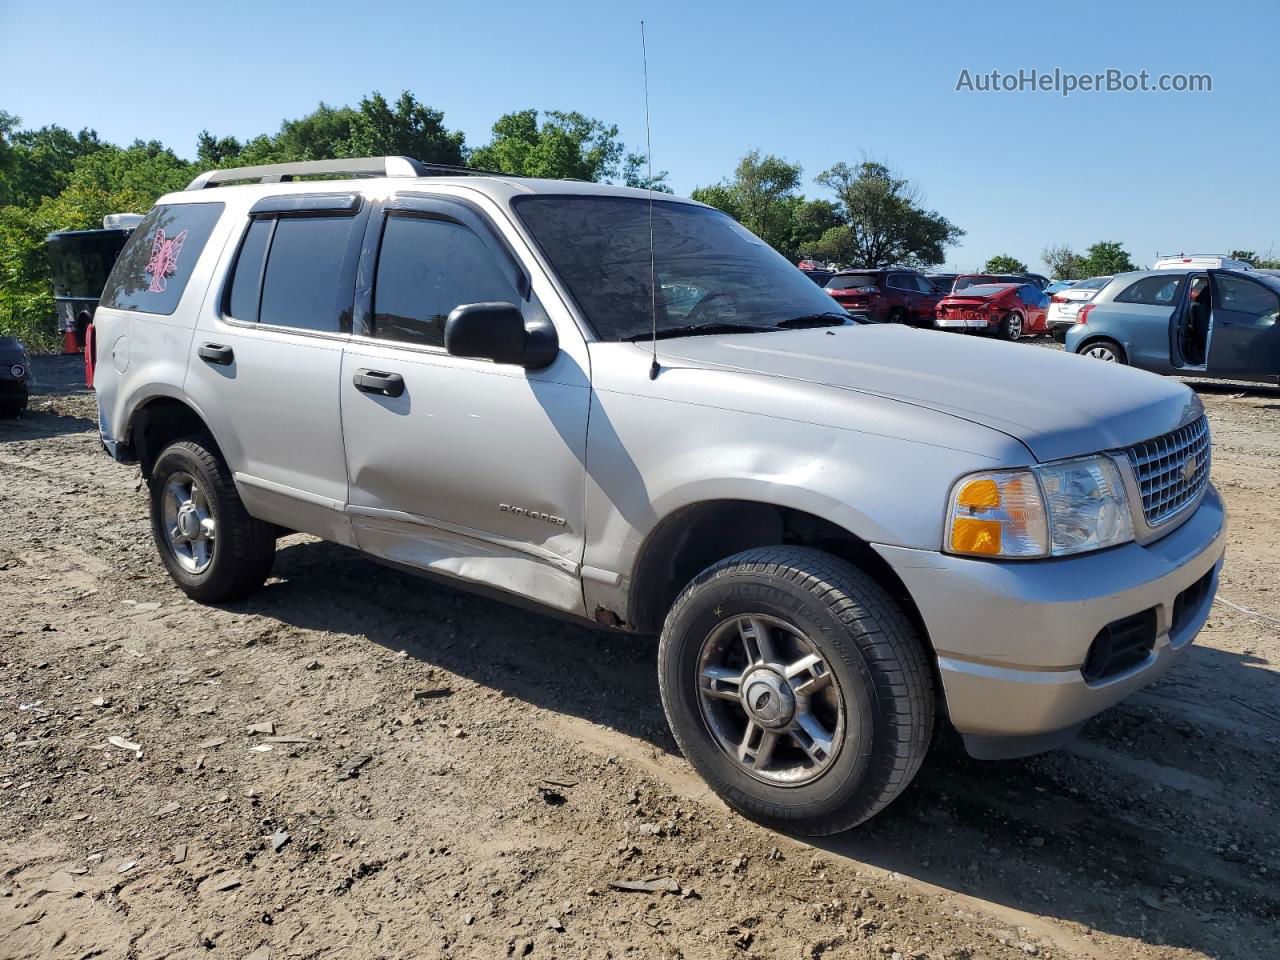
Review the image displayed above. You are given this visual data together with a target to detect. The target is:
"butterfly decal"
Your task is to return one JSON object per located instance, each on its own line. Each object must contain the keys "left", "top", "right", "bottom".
{"left": 144, "top": 227, "right": 189, "bottom": 294}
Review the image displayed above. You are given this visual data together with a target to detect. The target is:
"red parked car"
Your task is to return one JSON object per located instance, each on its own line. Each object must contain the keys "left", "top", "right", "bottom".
{"left": 823, "top": 268, "right": 941, "bottom": 325}
{"left": 934, "top": 282, "right": 1050, "bottom": 340}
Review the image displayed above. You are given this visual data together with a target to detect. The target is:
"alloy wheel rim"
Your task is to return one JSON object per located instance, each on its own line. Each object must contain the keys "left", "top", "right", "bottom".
{"left": 1008, "top": 313, "right": 1022, "bottom": 339}
{"left": 696, "top": 614, "right": 846, "bottom": 786}
{"left": 162, "top": 472, "right": 216, "bottom": 574}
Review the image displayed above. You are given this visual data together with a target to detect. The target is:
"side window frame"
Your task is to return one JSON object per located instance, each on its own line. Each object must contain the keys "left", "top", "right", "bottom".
{"left": 1115, "top": 274, "right": 1185, "bottom": 307}
{"left": 1210, "top": 270, "right": 1280, "bottom": 326}
{"left": 219, "top": 193, "right": 367, "bottom": 335}
{"left": 354, "top": 193, "right": 532, "bottom": 345}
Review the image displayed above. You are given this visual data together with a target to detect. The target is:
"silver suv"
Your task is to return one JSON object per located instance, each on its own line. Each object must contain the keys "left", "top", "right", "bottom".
{"left": 91, "top": 157, "right": 1226, "bottom": 835}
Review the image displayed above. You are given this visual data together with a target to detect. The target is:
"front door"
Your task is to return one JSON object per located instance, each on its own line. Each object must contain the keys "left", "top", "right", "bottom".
{"left": 1206, "top": 271, "right": 1280, "bottom": 383}
{"left": 339, "top": 195, "right": 591, "bottom": 615}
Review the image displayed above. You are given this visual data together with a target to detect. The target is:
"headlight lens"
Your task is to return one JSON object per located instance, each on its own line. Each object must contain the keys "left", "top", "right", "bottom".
{"left": 946, "top": 455, "right": 1134, "bottom": 559}
{"left": 1036, "top": 455, "right": 1134, "bottom": 556}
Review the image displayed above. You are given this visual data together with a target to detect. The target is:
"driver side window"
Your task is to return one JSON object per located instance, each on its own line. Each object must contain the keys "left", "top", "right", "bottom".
{"left": 1212, "top": 275, "right": 1280, "bottom": 328}
{"left": 372, "top": 214, "right": 519, "bottom": 348}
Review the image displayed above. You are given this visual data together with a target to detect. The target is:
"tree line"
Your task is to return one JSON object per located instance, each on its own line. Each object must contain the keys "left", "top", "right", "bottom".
{"left": 4, "top": 89, "right": 1257, "bottom": 349}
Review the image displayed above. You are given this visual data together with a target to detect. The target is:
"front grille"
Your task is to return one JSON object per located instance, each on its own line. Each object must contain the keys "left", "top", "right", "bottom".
{"left": 1124, "top": 416, "right": 1211, "bottom": 526}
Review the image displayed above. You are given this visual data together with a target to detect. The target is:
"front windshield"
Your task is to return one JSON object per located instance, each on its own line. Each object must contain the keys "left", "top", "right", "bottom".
{"left": 514, "top": 195, "right": 846, "bottom": 341}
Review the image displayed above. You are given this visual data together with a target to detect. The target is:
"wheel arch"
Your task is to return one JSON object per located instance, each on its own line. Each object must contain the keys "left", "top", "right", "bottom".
{"left": 626, "top": 499, "right": 936, "bottom": 664}
{"left": 126, "top": 393, "right": 223, "bottom": 479}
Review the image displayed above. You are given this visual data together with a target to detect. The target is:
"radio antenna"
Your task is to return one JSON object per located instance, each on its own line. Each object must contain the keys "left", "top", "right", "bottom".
{"left": 641, "top": 20, "right": 659, "bottom": 380}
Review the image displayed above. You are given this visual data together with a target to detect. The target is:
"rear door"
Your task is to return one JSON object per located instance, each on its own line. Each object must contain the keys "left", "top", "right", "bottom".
{"left": 185, "top": 192, "right": 365, "bottom": 545}
{"left": 338, "top": 193, "right": 591, "bottom": 615}
{"left": 1206, "top": 271, "right": 1280, "bottom": 382}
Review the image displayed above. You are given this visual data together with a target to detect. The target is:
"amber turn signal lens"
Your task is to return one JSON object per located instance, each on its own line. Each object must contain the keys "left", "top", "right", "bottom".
{"left": 950, "top": 517, "right": 1002, "bottom": 555}
{"left": 956, "top": 477, "right": 1000, "bottom": 509}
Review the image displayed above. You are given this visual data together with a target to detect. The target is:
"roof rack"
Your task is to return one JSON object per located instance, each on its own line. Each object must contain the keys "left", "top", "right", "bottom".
{"left": 183, "top": 156, "right": 523, "bottom": 191}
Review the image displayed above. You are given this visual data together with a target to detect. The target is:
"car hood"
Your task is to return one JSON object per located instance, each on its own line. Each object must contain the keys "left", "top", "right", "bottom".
{"left": 655, "top": 325, "right": 1201, "bottom": 463}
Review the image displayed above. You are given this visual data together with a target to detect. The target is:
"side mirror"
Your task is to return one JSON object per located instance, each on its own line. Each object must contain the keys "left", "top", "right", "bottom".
{"left": 444, "top": 302, "right": 559, "bottom": 369}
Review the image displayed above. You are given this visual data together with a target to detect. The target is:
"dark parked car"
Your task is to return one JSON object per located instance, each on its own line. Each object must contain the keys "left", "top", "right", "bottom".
{"left": 925, "top": 273, "right": 958, "bottom": 294}
{"left": 0, "top": 336, "right": 31, "bottom": 417}
{"left": 1066, "top": 269, "right": 1280, "bottom": 383}
{"left": 823, "top": 268, "right": 942, "bottom": 325}
{"left": 801, "top": 268, "right": 835, "bottom": 287}
{"left": 935, "top": 283, "right": 1050, "bottom": 340}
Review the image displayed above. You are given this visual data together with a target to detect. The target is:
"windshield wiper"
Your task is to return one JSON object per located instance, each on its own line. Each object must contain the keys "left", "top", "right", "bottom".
{"left": 623, "top": 322, "right": 767, "bottom": 342}
{"left": 774, "top": 312, "right": 852, "bottom": 329}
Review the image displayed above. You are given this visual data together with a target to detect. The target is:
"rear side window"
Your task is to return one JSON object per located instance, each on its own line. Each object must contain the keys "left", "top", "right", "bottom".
{"left": 224, "top": 214, "right": 357, "bottom": 332}
{"left": 1115, "top": 275, "right": 1184, "bottom": 305}
{"left": 100, "top": 202, "right": 224, "bottom": 315}
{"left": 372, "top": 214, "right": 519, "bottom": 348}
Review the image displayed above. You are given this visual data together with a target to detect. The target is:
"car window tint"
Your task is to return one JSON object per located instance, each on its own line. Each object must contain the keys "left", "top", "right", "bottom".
{"left": 100, "top": 202, "right": 225, "bottom": 315}
{"left": 1212, "top": 275, "right": 1280, "bottom": 327}
{"left": 825, "top": 274, "right": 878, "bottom": 290}
{"left": 258, "top": 216, "right": 353, "bottom": 332}
{"left": 226, "top": 218, "right": 272, "bottom": 322}
{"left": 373, "top": 214, "right": 519, "bottom": 348}
{"left": 1115, "top": 275, "right": 1185, "bottom": 306}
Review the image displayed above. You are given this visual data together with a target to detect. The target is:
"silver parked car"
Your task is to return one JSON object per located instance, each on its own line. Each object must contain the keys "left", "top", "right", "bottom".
{"left": 90, "top": 157, "right": 1226, "bottom": 835}
{"left": 1066, "top": 269, "right": 1280, "bottom": 383}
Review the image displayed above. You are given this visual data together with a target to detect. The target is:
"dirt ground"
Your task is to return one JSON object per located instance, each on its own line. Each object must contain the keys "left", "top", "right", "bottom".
{"left": 2, "top": 353, "right": 1277, "bottom": 960}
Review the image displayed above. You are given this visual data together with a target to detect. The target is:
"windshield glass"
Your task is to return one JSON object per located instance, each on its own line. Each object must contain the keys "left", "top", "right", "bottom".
{"left": 949, "top": 284, "right": 1015, "bottom": 298}
{"left": 825, "top": 274, "right": 879, "bottom": 290}
{"left": 514, "top": 195, "right": 844, "bottom": 341}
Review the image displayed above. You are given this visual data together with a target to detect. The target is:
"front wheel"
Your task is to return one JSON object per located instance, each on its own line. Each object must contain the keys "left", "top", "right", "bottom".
{"left": 149, "top": 439, "right": 276, "bottom": 602}
{"left": 658, "top": 546, "right": 935, "bottom": 835}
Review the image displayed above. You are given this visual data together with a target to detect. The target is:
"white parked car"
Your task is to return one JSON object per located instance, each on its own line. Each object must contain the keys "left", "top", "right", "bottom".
{"left": 1152, "top": 254, "right": 1253, "bottom": 271}
{"left": 1047, "top": 276, "right": 1112, "bottom": 341}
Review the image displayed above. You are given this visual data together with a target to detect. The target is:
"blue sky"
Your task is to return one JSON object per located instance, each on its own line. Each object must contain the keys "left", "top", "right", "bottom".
{"left": 3, "top": 0, "right": 1276, "bottom": 273}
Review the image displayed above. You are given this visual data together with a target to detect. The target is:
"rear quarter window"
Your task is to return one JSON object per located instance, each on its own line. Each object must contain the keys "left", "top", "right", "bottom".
{"left": 100, "top": 203, "right": 224, "bottom": 315}
{"left": 1114, "top": 275, "right": 1184, "bottom": 306}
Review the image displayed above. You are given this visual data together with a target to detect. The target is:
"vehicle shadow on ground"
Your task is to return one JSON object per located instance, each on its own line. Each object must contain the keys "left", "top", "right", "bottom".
{"left": 0, "top": 407, "right": 97, "bottom": 443}
{"left": 240, "top": 536, "right": 1277, "bottom": 958}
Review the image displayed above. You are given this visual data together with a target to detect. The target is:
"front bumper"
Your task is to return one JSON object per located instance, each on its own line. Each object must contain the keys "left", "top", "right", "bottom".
{"left": 875, "top": 484, "right": 1226, "bottom": 757}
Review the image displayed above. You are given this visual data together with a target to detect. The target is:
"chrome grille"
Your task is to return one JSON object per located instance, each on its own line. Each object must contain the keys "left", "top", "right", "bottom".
{"left": 1124, "top": 416, "right": 1211, "bottom": 526}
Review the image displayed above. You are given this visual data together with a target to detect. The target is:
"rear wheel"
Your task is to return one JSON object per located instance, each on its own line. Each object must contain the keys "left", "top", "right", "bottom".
{"left": 658, "top": 546, "right": 934, "bottom": 835}
{"left": 149, "top": 439, "right": 276, "bottom": 602}
{"left": 998, "top": 311, "right": 1024, "bottom": 341}
{"left": 1078, "top": 338, "right": 1125, "bottom": 364}
{"left": 885, "top": 307, "right": 908, "bottom": 325}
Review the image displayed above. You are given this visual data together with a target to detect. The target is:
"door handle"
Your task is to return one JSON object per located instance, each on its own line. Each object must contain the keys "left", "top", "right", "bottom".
{"left": 198, "top": 343, "right": 234, "bottom": 365}
{"left": 353, "top": 369, "right": 405, "bottom": 398}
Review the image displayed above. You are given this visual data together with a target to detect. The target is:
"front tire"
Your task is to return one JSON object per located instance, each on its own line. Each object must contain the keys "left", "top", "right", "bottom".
{"left": 0, "top": 391, "right": 27, "bottom": 418}
{"left": 149, "top": 439, "right": 276, "bottom": 602}
{"left": 658, "top": 547, "right": 934, "bottom": 835}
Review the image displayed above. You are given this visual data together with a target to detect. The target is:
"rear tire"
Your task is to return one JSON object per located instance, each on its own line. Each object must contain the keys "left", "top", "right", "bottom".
{"left": 998, "top": 311, "right": 1024, "bottom": 341}
{"left": 149, "top": 438, "right": 275, "bottom": 602}
{"left": 886, "top": 307, "right": 908, "bottom": 325}
{"left": 658, "top": 546, "right": 934, "bottom": 835}
{"left": 1077, "top": 338, "right": 1126, "bottom": 364}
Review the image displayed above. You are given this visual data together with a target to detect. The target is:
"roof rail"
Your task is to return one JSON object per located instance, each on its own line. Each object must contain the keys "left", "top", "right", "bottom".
{"left": 185, "top": 156, "right": 431, "bottom": 191}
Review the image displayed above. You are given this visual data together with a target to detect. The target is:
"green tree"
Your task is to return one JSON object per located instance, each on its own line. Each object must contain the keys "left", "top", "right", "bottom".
{"left": 813, "top": 160, "right": 963, "bottom": 267}
{"left": 983, "top": 254, "right": 1028, "bottom": 273}
{"left": 343, "top": 92, "right": 464, "bottom": 164}
{"left": 1078, "top": 241, "right": 1136, "bottom": 276}
{"left": 788, "top": 198, "right": 844, "bottom": 258}
{"left": 470, "top": 109, "right": 650, "bottom": 184}
{"left": 1042, "top": 243, "right": 1086, "bottom": 279}
{"left": 1229, "top": 249, "right": 1258, "bottom": 266}
{"left": 0, "top": 118, "right": 106, "bottom": 207}
{"left": 690, "top": 151, "right": 805, "bottom": 256}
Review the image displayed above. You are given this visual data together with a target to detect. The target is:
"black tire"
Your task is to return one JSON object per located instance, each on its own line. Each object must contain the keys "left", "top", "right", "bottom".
{"left": 658, "top": 546, "right": 934, "bottom": 835}
{"left": 885, "top": 307, "right": 908, "bottom": 325}
{"left": 1076, "top": 338, "right": 1126, "bottom": 364}
{"left": 149, "top": 438, "right": 275, "bottom": 602}
{"left": 0, "top": 391, "right": 26, "bottom": 418}
{"left": 998, "top": 311, "right": 1024, "bottom": 341}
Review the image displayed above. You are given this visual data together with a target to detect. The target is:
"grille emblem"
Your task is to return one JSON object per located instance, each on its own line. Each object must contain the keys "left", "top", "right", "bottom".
{"left": 1181, "top": 455, "right": 1198, "bottom": 482}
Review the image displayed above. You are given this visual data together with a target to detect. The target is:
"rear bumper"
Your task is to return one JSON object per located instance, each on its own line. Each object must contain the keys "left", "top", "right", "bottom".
{"left": 875, "top": 485, "right": 1226, "bottom": 757}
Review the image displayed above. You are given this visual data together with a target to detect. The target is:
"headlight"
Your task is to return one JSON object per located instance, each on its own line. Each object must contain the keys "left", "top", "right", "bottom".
{"left": 946, "top": 455, "right": 1133, "bottom": 559}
